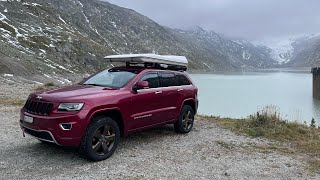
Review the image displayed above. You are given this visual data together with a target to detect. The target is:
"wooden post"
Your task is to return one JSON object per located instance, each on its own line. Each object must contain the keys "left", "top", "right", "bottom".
{"left": 312, "top": 67, "right": 320, "bottom": 99}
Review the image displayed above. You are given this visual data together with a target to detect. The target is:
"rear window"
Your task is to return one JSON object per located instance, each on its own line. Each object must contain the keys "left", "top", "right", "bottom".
{"left": 160, "top": 73, "right": 177, "bottom": 87}
{"left": 176, "top": 74, "right": 191, "bottom": 86}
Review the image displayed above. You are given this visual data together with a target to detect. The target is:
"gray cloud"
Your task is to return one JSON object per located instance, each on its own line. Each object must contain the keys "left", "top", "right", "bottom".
{"left": 106, "top": 0, "right": 320, "bottom": 41}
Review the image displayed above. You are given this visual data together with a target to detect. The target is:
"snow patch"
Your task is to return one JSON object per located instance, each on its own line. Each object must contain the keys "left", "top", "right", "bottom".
{"left": 0, "top": 12, "right": 7, "bottom": 20}
{"left": 39, "top": 49, "right": 46, "bottom": 55}
{"left": 30, "top": 80, "right": 43, "bottom": 85}
{"left": 58, "top": 14, "right": 67, "bottom": 24}
{"left": 43, "top": 74, "right": 51, "bottom": 78}
{"left": 88, "top": 52, "right": 96, "bottom": 57}
{"left": 242, "top": 51, "right": 251, "bottom": 60}
{"left": 26, "top": 12, "right": 39, "bottom": 18}
{"left": 77, "top": 0, "right": 89, "bottom": 23}
{"left": 22, "top": 2, "right": 42, "bottom": 6}
{"left": 78, "top": 0, "right": 84, "bottom": 7}
{"left": 111, "top": 21, "right": 117, "bottom": 28}
{"left": 3, "top": 74, "right": 13, "bottom": 77}
{"left": 62, "top": 78, "right": 72, "bottom": 84}
{"left": 202, "top": 62, "right": 211, "bottom": 69}
{"left": 44, "top": 59, "right": 75, "bottom": 74}
{"left": 53, "top": 75, "right": 72, "bottom": 85}
{"left": 254, "top": 38, "right": 294, "bottom": 64}
{"left": 45, "top": 63, "right": 57, "bottom": 69}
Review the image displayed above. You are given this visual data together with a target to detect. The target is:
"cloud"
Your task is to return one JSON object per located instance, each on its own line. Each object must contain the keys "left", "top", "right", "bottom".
{"left": 106, "top": 0, "right": 320, "bottom": 40}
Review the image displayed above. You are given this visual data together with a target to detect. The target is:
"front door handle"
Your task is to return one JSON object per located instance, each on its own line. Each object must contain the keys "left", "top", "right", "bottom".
{"left": 155, "top": 91, "right": 162, "bottom": 94}
{"left": 177, "top": 89, "right": 184, "bottom": 92}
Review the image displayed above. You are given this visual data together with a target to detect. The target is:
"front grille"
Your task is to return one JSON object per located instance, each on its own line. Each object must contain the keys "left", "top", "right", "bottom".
{"left": 24, "top": 99, "right": 53, "bottom": 115}
{"left": 24, "top": 127, "right": 54, "bottom": 142}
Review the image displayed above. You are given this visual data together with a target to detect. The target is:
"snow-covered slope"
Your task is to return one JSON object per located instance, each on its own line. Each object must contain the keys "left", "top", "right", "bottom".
{"left": 254, "top": 38, "right": 295, "bottom": 65}
{"left": 254, "top": 34, "right": 320, "bottom": 67}
{"left": 172, "top": 28, "right": 277, "bottom": 70}
{"left": 285, "top": 35, "right": 320, "bottom": 67}
{"left": 0, "top": 0, "right": 277, "bottom": 76}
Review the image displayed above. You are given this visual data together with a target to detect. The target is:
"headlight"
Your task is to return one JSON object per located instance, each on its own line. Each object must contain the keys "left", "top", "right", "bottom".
{"left": 58, "top": 103, "right": 84, "bottom": 111}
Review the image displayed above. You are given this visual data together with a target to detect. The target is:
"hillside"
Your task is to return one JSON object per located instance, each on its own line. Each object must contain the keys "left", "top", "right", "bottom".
{"left": 285, "top": 35, "right": 320, "bottom": 67}
{"left": 0, "top": 0, "right": 277, "bottom": 80}
{"left": 172, "top": 27, "right": 276, "bottom": 71}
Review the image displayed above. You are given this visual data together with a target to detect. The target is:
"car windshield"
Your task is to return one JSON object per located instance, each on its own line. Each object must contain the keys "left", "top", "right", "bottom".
{"left": 82, "top": 69, "right": 138, "bottom": 88}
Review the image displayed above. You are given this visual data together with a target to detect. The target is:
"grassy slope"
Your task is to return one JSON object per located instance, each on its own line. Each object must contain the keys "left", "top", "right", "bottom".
{"left": 201, "top": 106, "right": 320, "bottom": 173}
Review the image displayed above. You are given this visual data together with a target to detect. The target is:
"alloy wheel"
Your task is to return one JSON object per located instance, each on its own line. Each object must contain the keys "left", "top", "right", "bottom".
{"left": 182, "top": 110, "right": 193, "bottom": 131}
{"left": 92, "top": 125, "right": 116, "bottom": 155}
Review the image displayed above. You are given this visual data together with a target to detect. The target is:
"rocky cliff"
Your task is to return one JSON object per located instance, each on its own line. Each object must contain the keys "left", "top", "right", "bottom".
{"left": 0, "top": 0, "right": 277, "bottom": 79}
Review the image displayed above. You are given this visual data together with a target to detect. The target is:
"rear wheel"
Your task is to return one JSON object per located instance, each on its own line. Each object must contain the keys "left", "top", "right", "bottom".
{"left": 80, "top": 116, "right": 120, "bottom": 161}
{"left": 174, "top": 105, "right": 195, "bottom": 133}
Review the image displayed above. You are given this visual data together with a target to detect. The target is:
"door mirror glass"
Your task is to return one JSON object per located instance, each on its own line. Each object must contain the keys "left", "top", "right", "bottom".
{"left": 134, "top": 81, "right": 149, "bottom": 90}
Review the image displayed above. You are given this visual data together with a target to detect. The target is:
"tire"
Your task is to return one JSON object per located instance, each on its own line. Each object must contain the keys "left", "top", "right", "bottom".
{"left": 174, "top": 105, "right": 195, "bottom": 133}
{"left": 80, "top": 116, "right": 120, "bottom": 161}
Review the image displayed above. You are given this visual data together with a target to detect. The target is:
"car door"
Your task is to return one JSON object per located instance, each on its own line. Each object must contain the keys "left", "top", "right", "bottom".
{"left": 129, "top": 72, "right": 164, "bottom": 130}
{"left": 158, "top": 72, "right": 180, "bottom": 122}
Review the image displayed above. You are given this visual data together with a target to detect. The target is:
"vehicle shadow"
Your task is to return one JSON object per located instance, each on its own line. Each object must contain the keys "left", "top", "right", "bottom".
{"left": 7, "top": 124, "right": 178, "bottom": 164}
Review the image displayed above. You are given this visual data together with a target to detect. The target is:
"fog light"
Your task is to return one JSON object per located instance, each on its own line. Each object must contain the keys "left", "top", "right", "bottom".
{"left": 59, "top": 123, "right": 72, "bottom": 131}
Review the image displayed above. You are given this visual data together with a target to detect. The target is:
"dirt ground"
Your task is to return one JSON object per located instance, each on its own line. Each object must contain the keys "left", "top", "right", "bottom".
{"left": 0, "top": 76, "right": 319, "bottom": 179}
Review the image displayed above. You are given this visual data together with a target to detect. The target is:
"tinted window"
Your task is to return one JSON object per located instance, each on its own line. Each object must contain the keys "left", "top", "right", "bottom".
{"left": 176, "top": 74, "right": 191, "bottom": 86}
{"left": 140, "top": 73, "right": 159, "bottom": 89}
{"left": 160, "top": 73, "right": 177, "bottom": 87}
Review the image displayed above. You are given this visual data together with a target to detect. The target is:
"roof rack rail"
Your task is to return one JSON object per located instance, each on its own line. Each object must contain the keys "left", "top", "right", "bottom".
{"left": 104, "top": 54, "right": 188, "bottom": 71}
{"left": 124, "top": 62, "right": 187, "bottom": 71}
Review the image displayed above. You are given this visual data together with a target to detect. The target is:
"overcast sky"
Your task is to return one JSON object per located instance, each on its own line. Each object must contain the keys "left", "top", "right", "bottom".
{"left": 107, "top": 0, "right": 320, "bottom": 42}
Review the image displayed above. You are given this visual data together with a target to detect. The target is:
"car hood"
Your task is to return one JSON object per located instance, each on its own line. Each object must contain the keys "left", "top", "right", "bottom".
{"left": 31, "top": 85, "right": 119, "bottom": 102}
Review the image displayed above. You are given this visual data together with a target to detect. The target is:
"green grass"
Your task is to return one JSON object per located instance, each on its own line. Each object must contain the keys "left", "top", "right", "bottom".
{"left": 203, "top": 105, "right": 320, "bottom": 173}
{"left": 35, "top": 82, "right": 56, "bottom": 91}
{"left": 0, "top": 97, "right": 25, "bottom": 106}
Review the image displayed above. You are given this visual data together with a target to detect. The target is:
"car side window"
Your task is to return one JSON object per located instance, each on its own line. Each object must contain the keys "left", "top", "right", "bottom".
{"left": 160, "top": 72, "right": 177, "bottom": 87}
{"left": 140, "top": 73, "right": 160, "bottom": 89}
{"left": 176, "top": 74, "right": 191, "bottom": 86}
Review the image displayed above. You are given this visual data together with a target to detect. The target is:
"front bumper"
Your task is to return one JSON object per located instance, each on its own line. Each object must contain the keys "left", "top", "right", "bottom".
{"left": 20, "top": 109, "right": 89, "bottom": 147}
{"left": 21, "top": 125, "right": 59, "bottom": 144}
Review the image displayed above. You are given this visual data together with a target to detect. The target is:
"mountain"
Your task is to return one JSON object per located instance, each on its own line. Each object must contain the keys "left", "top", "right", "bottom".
{"left": 259, "top": 35, "right": 320, "bottom": 68}
{"left": 0, "top": 0, "right": 277, "bottom": 80}
{"left": 171, "top": 27, "right": 276, "bottom": 71}
{"left": 284, "top": 35, "right": 320, "bottom": 67}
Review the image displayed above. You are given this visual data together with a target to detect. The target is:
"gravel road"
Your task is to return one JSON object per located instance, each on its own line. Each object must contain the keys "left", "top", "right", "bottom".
{"left": 0, "top": 77, "right": 318, "bottom": 179}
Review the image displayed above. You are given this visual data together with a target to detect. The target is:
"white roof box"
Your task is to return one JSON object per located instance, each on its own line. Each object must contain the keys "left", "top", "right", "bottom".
{"left": 104, "top": 54, "right": 188, "bottom": 67}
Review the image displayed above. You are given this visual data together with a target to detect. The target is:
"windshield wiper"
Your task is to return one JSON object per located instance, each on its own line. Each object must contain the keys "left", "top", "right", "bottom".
{"left": 83, "top": 83, "right": 104, "bottom": 87}
{"left": 103, "top": 87, "right": 118, "bottom": 90}
{"left": 82, "top": 84, "right": 118, "bottom": 89}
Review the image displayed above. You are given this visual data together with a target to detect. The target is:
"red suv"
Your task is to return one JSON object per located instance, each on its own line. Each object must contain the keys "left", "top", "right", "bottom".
{"left": 20, "top": 66, "right": 198, "bottom": 161}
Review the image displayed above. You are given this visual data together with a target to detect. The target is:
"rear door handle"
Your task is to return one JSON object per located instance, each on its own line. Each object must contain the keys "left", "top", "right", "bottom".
{"left": 177, "top": 89, "right": 183, "bottom": 92}
{"left": 155, "top": 91, "right": 162, "bottom": 94}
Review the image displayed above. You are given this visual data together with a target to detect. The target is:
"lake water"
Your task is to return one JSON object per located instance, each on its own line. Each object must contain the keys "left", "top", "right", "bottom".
{"left": 190, "top": 71, "right": 320, "bottom": 124}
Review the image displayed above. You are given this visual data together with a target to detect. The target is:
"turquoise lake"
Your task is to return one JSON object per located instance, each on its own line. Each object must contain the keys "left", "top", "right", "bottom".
{"left": 190, "top": 71, "right": 320, "bottom": 124}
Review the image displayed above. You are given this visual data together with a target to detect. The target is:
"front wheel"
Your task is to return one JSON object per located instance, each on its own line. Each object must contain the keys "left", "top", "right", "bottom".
{"left": 80, "top": 116, "right": 120, "bottom": 161}
{"left": 174, "top": 105, "right": 195, "bottom": 133}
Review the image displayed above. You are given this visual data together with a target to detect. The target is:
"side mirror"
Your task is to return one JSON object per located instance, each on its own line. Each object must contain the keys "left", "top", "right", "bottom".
{"left": 133, "top": 81, "right": 149, "bottom": 91}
